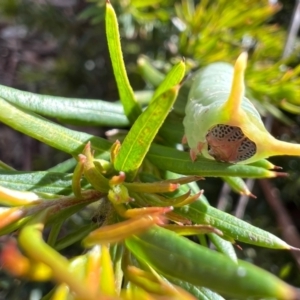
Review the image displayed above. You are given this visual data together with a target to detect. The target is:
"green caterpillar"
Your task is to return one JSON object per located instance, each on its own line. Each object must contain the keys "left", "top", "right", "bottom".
{"left": 183, "top": 52, "right": 300, "bottom": 164}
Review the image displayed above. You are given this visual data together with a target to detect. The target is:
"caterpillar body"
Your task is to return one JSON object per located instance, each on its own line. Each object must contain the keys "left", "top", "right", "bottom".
{"left": 183, "top": 53, "right": 300, "bottom": 164}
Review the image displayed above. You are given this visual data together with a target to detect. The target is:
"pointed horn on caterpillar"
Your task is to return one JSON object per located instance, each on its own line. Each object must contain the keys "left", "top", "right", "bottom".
{"left": 222, "top": 51, "right": 247, "bottom": 117}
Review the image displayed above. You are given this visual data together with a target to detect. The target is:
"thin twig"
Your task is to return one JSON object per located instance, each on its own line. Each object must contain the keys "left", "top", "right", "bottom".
{"left": 259, "top": 179, "right": 300, "bottom": 269}
{"left": 216, "top": 183, "right": 231, "bottom": 211}
{"left": 234, "top": 179, "right": 255, "bottom": 219}
{"left": 283, "top": 0, "right": 300, "bottom": 58}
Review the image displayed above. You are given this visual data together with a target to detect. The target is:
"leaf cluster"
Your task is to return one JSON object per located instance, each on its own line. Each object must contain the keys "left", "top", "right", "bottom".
{"left": 0, "top": 1, "right": 299, "bottom": 300}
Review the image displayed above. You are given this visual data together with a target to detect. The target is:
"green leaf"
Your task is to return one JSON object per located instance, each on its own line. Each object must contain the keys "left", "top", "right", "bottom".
{"left": 152, "top": 59, "right": 185, "bottom": 100}
{"left": 222, "top": 176, "right": 255, "bottom": 197}
{"left": 0, "top": 84, "right": 129, "bottom": 127}
{"left": 0, "top": 98, "right": 111, "bottom": 159}
{"left": 248, "top": 158, "right": 277, "bottom": 170}
{"left": 113, "top": 60, "right": 185, "bottom": 180}
{"left": 77, "top": 5, "right": 104, "bottom": 22}
{"left": 55, "top": 223, "right": 97, "bottom": 251}
{"left": 47, "top": 221, "right": 64, "bottom": 247}
{"left": 163, "top": 170, "right": 238, "bottom": 262}
{"left": 147, "top": 144, "right": 286, "bottom": 178}
{"left": 165, "top": 279, "right": 211, "bottom": 300}
{"left": 137, "top": 56, "right": 165, "bottom": 87}
{"left": 165, "top": 277, "right": 225, "bottom": 300}
{"left": 47, "top": 202, "right": 91, "bottom": 227}
{"left": 197, "top": 287, "right": 225, "bottom": 300}
{"left": 0, "top": 84, "right": 153, "bottom": 127}
{"left": 126, "top": 226, "right": 299, "bottom": 299}
{"left": 280, "top": 99, "right": 300, "bottom": 114}
{"left": 114, "top": 86, "right": 179, "bottom": 180}
{"left": 0, "top": 216, "right": 29, "bottom": 236}
{"left": 172, "top": 80, "right": 192, "bottom": 116}
{"left": 208, "top": 233, "right": 237, "bottom": 263}
{"left": 177, "top": 199, "right": 294, "bottom": 250}
{"left": 165, "top": 168, "right": 288, "bottom": 252}
{"left": 159, "top": 113, "right": 184, "bottom": 145}
{"left": 0, "top": 171, "right": 75, "bottom": 195}
{"left": 106, "top": 1, "right": 142, "bottom": 123}
{"left": 48, "top": 158, "right": 77, "bottom": 173}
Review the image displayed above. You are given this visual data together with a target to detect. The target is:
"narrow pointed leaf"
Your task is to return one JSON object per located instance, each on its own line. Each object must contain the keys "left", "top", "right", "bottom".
{"left": 126, "top": 226, "right": 299, "bottom": 299}
{"left": 152, "top": 59, "right": 185, "bottom": 100}
{"left": 106, "top": 1, "right": 142, "bottom": 122}
{"left": 177, "top": 199, "right": 296, "bottom": 250}
{"left": 47, "top": 202, "right": 94, "bottom": 227}
{"left": 0, "top": 97, "right": 111, "bottom": 159}
{"left": 0, "top": 83, "right": 129, "bottom": 127}
{"left": 163, "top": 224, "right": 222, "bottom": 236}
{"left": 198, "top": 287, "right": 225, "bottom": 300}
{"left": 51, "top": 284, "right": 70, "bottom": 300}
{"left": 124, "top": 175, "right": 201, "bottom": 193}
{"left": 159, "top": 113, "right": 184, "bottom": 144}
{"left": 100, "top": 244, "right": 116, "bottom": 296}
{"left": 48, "top": 158, "right": 77, "bottom": 173}
{"left": 166, "top": 277, "right": 225, "bottom": 300}
{"left": 47, "top": 221, "right": 64, "bottom": 247}
{"left": 248, "top": 158, "right": 277, "bottom": 170}
{"left": 0, "top": 171, "right": 76, "bottom": 195}
{"left": 114, "top": 86, "right": 179, "bottom": 180}
{"left": 137, "top": 55, "right": 165, "bottom": 86}
{"left": 0, "top": 217, "right": 29, "bottom": 236}
{"left": 208, "top": 233, "right": 237, "bottom": 263}
{"left": 85, "top": 246, "right": 101, "bottom": 295}
{"left": 72, "top": 157, "right": 85, "bottom": 198}
{"left": 222, "top": 176, "right": 256, "bottom": 198}
{"left": 55, "top": 223, "right": 97, "bottom": 251}
{"left": 163, "top": 172, "right": 236, "bottom": 262}
{"left": 83, "top": 214, "right": 165, "bottom": 247}
{"left": 147, "top": 144, "right": 287, "bottom": 178}
{"left": 0, "top": 207, "right": 25, "bottom": 231}
{"left": 280, "top": 99, "right": 300, "bottom": 114}
{"left": 0, "top": 186, "right": 41, "bottom": 206}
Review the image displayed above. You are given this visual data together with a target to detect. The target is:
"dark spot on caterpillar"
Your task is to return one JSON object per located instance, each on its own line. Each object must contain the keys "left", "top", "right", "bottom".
{"left": 205, "top": 124, "right": 256, "bottom": 163}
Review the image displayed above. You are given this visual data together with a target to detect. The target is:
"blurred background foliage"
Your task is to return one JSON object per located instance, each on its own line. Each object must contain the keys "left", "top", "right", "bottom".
{"left": 1, "top": 0, "right": 300, "bottom": 299}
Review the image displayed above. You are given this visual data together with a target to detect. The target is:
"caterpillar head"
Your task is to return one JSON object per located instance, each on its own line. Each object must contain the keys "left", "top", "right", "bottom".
{"left": 206, "top": 124, "right": 256, "bottom": 163}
